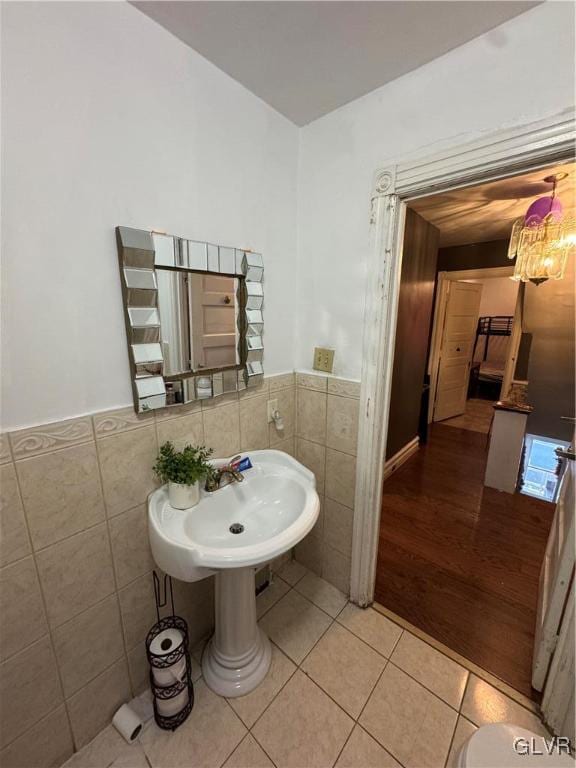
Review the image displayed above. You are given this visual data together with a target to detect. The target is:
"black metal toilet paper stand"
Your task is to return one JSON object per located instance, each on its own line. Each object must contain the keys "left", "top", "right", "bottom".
{"left": 146, "top": 572, "right": 195, "bottom": 731}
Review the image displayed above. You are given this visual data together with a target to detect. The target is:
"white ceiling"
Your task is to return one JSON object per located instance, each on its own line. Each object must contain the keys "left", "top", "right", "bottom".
{"left": 409, "top": 162, "right": 576, "bottom": 247}
{"left": 132, "top": 1, "right": 538, "bottom": 126}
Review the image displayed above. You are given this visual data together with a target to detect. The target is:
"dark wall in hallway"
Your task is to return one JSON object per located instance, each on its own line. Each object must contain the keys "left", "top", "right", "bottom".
{"left": 437, "top": 239, "right": 510, "bottom": 271}
{"left": 386, "top": 209, "right": 439, "bottom": 460}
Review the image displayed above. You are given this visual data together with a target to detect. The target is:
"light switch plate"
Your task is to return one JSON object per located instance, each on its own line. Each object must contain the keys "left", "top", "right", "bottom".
{"left": 313, "top": 347, "right": 335, "bottom": 374}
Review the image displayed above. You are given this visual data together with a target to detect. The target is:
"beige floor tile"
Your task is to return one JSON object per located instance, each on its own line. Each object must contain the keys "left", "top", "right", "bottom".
{"left": 302, "top": 622, "right": 386, "bottom": 718}
{"left": 335, "top": 725, "right": 401, "bottom": 768}
{"left": 256, "top": 576, "right": 290, "bottom": 618}
{"left": 322, "top": 543, "right": 351, "bottom": 595}
{"left": 446, "top": 716, "right": 477, "bottom": 768}
{"left": 276, "top": 559, "right": 308, "bottom": 585}
{"left": 252, "top": 670, "right": 354, "bottom": 768}
{"left": 259, "top": 589, "right": 331, "bottom": 664}
{"left": 228, "top": 643, "right": 296, "bottom": 728}
{"left": 391, "top": 631, "right": 468, "bottom": 709}
{"left": 360, "top": 663, "right": 458, "bottom": 768}
{"left": 0, "top": 705, "right": 73, "bottom": 768}
{"left": 141, "top": 679, "right": 246, "bottom": 768}
{"left": 223, "top": 734, "right": 274, "bottom": 768}
{"left": 295, "top": 572, "right": 347, "bottom": 618}
{"left": 62, "top": 724, "right": 146, "bottom": 768}
{"left": 461, "top": 675, "right": 548, "bottom": 734}
{"left": 338, "top": 604, "right": 402, "bottom": 658}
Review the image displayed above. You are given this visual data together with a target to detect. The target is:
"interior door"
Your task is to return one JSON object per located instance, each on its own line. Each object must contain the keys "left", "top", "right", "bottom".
{"left": 190, "top": 275, "right": 237, "bottom": 370}
{"left": 532, "top": 443, "right": 575, "bottom": 691}
{"left": 433, "top": 281, "right": 483, "bottom": 422}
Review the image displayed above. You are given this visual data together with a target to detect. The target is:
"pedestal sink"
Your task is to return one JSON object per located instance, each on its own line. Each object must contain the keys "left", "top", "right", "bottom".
{"left": 148, "top": 450, "right": 320, "bottom": 697}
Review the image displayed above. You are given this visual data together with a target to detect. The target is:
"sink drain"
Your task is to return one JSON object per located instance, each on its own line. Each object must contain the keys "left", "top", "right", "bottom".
{"left": 229, "top": 523, "right": 244, "bottom": 534}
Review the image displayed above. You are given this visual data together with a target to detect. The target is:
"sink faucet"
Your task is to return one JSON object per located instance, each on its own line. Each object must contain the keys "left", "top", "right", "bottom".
{"left": 205, "top": 456, "right": 245, "bottom": 492}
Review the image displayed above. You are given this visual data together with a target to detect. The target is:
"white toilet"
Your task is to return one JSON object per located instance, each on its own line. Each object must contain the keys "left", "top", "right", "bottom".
{"left": 458, "top": 723, "right": 574, "bottom": 767}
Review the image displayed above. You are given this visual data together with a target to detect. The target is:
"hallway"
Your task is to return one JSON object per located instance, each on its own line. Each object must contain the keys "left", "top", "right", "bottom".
{"left": 375, "top": 423, "right": 555, "bottom": 700}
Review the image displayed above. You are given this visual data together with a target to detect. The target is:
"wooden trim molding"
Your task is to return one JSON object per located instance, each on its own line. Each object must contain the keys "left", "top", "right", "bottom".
{"left": 382, "top": 437, "right": 419, "bottom": 481}
{"left": 350, "top": 110, "right": 576, "bottom": 607}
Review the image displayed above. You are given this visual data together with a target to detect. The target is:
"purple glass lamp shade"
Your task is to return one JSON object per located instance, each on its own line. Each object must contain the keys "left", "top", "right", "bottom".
{"left": 524, "top": 195, "right": 563, "bottom": 225}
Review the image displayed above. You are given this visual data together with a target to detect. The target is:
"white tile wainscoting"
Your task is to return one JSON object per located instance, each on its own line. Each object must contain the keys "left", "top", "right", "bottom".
{"left": 0, "top": 372, "right": 298, "bottom": 767}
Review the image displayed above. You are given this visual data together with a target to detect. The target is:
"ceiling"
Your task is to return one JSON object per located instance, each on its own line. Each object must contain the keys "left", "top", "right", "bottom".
{"left": 132, "top": 1, "right": 538, "bottom": 126}
{"left": 409, "top": 162, "right": 576, "bottom": 248}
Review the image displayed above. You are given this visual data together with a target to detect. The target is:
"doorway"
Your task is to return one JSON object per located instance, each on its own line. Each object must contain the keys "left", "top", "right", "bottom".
{"left": 375, "top": 161, "right": 575, "bottom": 700}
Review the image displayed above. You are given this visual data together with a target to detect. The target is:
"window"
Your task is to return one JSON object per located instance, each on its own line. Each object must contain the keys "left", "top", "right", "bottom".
{"left": 520, "top": 434, "right": 569, "bottom": 502}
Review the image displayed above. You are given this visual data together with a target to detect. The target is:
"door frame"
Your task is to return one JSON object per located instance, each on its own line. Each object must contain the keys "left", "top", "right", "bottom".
{"left": 427, "top": 265, "right": 516, "bottom": 423}
{"left": 350, "top": 110, "right": 576, "bottom": 606}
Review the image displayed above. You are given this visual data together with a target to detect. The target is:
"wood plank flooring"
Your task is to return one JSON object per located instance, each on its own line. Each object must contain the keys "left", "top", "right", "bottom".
{"left": 375, "top": 423, "right": 555, "bottom": 700}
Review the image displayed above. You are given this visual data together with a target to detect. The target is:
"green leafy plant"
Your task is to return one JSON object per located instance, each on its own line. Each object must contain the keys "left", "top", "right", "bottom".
{"left": 153, "top": 441, "right": 213, "bottom": 486}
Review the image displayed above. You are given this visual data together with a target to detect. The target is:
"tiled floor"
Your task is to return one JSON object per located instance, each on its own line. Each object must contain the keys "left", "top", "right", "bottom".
{"left": 441, "top": 398, "right": 494, "bottom": 434}
{"left": 61, "top": 563, "right": 547, "bottom": 768}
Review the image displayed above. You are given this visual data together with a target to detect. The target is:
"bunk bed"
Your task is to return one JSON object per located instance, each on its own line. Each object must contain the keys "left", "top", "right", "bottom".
{"left": 469, "top": 315, "right": 514, "bottom": 398}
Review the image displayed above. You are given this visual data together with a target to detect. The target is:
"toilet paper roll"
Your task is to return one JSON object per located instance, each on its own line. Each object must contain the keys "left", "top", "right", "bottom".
{"left": 156, "top": 688, "right": 189, "bottom": 717}
{"left": 152, "top": 656, "right": 187, "bottom": 687}
{"left": 149, "top": 627, "right": 184, "bottom": 658}
{"left": 112, "top": 703, "right": 143, "bottom": 744}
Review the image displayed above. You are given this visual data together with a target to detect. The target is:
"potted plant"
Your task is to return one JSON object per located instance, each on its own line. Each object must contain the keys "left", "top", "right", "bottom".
{"left": 153, "top": 441, "right": 213, "bottom": 509}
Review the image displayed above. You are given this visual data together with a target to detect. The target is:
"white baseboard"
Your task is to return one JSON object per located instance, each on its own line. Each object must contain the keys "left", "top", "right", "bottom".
{"left": 383, "top": 437, "right": 419, "bottom": 481}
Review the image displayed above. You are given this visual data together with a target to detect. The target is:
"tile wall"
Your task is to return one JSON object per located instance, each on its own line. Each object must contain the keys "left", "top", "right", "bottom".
{"left": 0, "top": 373, "right": 296, "bottom": 767}
{"left": 292, "top": 373, "right": 360, "bottom": 595}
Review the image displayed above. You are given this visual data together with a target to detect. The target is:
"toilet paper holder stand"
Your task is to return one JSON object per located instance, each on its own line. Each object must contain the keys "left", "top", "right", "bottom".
{"left": 146, "top": 571, "right": 195, "bottom": 731}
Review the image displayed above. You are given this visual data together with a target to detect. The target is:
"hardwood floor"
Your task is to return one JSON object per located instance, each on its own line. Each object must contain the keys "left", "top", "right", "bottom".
{"left": 375, "top": 423, "right": 555, "bottom": 700}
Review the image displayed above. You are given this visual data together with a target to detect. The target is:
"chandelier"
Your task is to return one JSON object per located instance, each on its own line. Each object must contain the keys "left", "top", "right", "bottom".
{"left": 508, "top": 172, "right": 575, "bottom": 285}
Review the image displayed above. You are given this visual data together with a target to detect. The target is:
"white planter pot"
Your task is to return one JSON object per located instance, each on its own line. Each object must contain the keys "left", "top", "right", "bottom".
{"left": 168, "top": 481, "right": 200, "bottom": 510}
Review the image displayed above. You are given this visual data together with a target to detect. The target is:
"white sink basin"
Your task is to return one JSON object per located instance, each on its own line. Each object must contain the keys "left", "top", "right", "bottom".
{"left": 148, "top": 450, "right": 319, "bottom": 578}
{"left": 147, "top": 449, "right": 320, "bottom": 697}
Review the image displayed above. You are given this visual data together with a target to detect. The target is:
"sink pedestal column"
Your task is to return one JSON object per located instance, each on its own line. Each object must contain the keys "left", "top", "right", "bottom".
{"left": 202, "top": 567, "right": 271, "bottom": 697}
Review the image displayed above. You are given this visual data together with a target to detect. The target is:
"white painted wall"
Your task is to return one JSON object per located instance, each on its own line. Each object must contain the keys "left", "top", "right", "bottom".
{"left": 296, "top": 2, "right": 575, "bottom": 379}
{"left": 1, "top": 2, "right": 298, "bottom": 430}
{"left": 466, "top": 277, "right": 518, "bottom": 317}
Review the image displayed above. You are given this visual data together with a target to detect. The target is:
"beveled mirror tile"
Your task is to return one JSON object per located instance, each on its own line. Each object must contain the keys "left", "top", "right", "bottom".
{"left": 141, "top": 679, "right": 246, "bottom": 768}
{"left": 322, "top": 543, "right": 351, "bottom": 595}
{"left": 93, "top": 407, "right": 154, "bottom": 437}
{"left": 266, "top": 373, "right": 294, "bottom": 392}
{"left": 239, "top": 394, "right": 269, "bottom": 451}
{"left": 325, "top": 449, "right": 356, "bottom": 508}
{"left": 391, "top": 632, "right": 468, "bottom": 709}
{"left": 338, "top": 605, "right": 402, "bottom": 659}
{"left": 0, "top": 434, "right": 11, "bottom": 464}
{"left": 0, "top": 636, "right": 63, "bottom": 749}
{"left": 156, "top": 412, "right": 204, "bottom": 452}
{"left": 109, "top": 505, "right": 153, "bottom": 588}
{"left": 97, "top": 426, "right": 158, "bottom": 517}
{"left": 53, "top": 595, "right": 124, "bottom": 698}
{"left": 269, "top": 388, "right": 295, "bottom": 447}
{"left": 36, "top": 523, "right": 115, "bottom": 628}
{"left": 302, "top": 622, "right": 386, "bottom": 718}
{"left": 67, "top": 659, "right": 131, "bottom": 749}
{"left": 154, "top": 399, "right": 202, "bottom": 422}
{"left": 324, "top": 498, "right": 354, "bottom": 558}
{"left": 359, "top": 664, "right": 458, "bottom": 768}
{"left": 326, "top": 395, "right": 359, "bottom": 456}
{"left": 9, "top": 417, "right": 94, "bottom": 460}
{"left": 17, "top": 443, "right": 105, "bottom": 551}
{"left": 252, "top": 670, "right": 353, "bottom": 768}
{"left": 296, "top": 388, "right": 326, "bottom": 444}
{"left": 227, "top": 643, "right": 296, "bottom": 728}
{"left": 296, "top": 373, "right": 327, "bottom": 391}
{"left": 0, "top": 705, "right": 73, "bottom": 768}
{"left": 0, "top": 464, "right": 31, "bottom": 568}
{"left": 203, "top": 402, "right": 240, "bottom": 458}
{"left": 0, "top": 556, "right": 48, "bottom": 662}
{"left": 335, "top": 725, "right": 401, "bottom": 768}
{"left": 296, "top": 438, "right": 326, "bottom": 495}
{"left": 327, "top": 379, "right": 361, "bottom": 399}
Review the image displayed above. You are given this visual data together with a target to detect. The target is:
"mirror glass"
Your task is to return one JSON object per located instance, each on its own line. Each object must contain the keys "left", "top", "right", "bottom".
{"left": 156, "top": 269, "right": 240, "bottom": 375}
